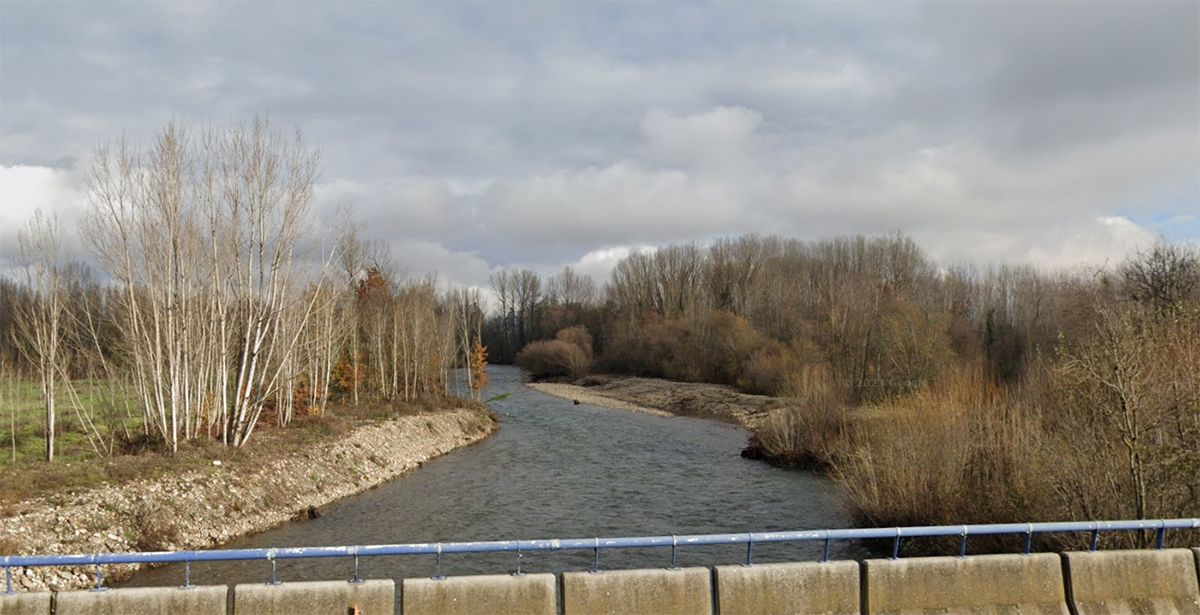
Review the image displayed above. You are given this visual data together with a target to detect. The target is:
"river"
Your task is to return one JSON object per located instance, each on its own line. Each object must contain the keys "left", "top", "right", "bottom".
{"left": 125, "top": 365, "right": 856, "bottom": 588}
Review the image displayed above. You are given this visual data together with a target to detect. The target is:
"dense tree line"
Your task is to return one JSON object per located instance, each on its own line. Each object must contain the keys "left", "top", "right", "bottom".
{"left": 484, "top": 266, "right": 602, "bottom": 364}
{"left": 1, "top": 119, "right": 486, "bottom": 462}
{"left": 497, "top": 235, "right": 1197, "bottom": 400}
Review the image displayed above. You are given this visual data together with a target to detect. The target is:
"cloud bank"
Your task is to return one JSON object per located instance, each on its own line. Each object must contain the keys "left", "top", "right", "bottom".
{"left": 1, "top": 1, "right": 1196, "bottom": 287}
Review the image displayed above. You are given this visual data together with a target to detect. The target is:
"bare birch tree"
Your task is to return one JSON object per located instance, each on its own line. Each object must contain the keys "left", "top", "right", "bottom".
{"left": 83, "top": 118, "right": 329, "bottom": 450}
{"left": 13, "top": 210, "right": 67, "bottom": 461}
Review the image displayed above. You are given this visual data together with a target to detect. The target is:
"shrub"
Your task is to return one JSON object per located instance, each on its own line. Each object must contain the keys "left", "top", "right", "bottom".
{"left": 516, "top": 340, "right": 591, "bottom": 380}
{"left": 833, "top": 396, "right": 1051, "bottom": 530}
{"left": 745, "top": 393, "right": 849, "bottom": 468}
{"left": 738, "top": 341, "right": 802, "bottom": 395}
{"left": 602, "top": 310, "right": 780, "bottom": 391}
{"left": 131, "top": 504, "right": 181, "bottom": 551}
{"left": 830, "top": 311, "right": 1200, "bottom": 551}
{"left": 555, "top": 325, "right": 594, "bottom": 360}
{"left": 673, "top": 311, "right": 765, "bottom": 385}
{"left": 599, "top": 314, "right": 689, "bottom": 378}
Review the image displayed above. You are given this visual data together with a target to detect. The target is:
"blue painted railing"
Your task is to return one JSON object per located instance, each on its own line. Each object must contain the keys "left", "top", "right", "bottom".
{"left": 3, "top": 518, "right": 1198, "bottom": 592}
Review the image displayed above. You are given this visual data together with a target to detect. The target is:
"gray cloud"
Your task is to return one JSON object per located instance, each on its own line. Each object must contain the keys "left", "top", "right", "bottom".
{"left": 1, "top": 1, "right": 1196, "bottom": 288}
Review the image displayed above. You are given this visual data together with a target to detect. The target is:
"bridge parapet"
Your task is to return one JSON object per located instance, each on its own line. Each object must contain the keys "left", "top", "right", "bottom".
{"left": 561, "top": 566, "right": 712, "bottom": 615}
{"left": 232, "top": 580, "right": 393, "bottom": 615}
{"left": 715, "top": 560, "right": 859, "bottom": 615}
{"left": 1064, "top": 549, "right": 1200, "bottom": 615}
{"left": 0, "top": 591, "right": 49, "bottom": 615}
{"left": 54, "top": 584, "right": 227, "bottom": 615}
{"left": 2, "top": 518, "right": 1198, "bottom": 614}
{"left": 864, "top": 553, "right": 1068, "bottom": 615}
{"left": 402, "top": 573, "right": 555, "bottom": 615}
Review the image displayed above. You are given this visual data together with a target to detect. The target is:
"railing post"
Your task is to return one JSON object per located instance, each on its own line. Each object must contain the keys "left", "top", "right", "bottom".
{"left": 350, "top": 546, "right": 363, "bottom": 584}
{"left": 744, "top": 534, "right": 754, "bottom": 566}
{"left": 668, "top": 535, "right": 679, "bottom": 571}
{"left": 91, "top": 563, "right": 105, "bottom": 592}
{"left": 591, "top": 538, "right": 601, "bottom": 573}
{"left": 181, "top": 560, "right": 192, "bottom": 589}
{"left": 433, "top": 544, "right": 445, "bottom": 580}
{"left": 891, "top": 529, "right": 902, "bottom": 560}
{"left": 4, "top": 566, "right": 11, "bottom": 594}
{"left": 513, "top": 542, "right": 524, "bottom": 576}
{"left": 958, "top": 526, "right": 969, "bottom": 558}
{"left": 1154, "top": 527, "right": 1165, "bottom": 549}
{"left": 821, "top": 536, "right": 830, "bottom": 563}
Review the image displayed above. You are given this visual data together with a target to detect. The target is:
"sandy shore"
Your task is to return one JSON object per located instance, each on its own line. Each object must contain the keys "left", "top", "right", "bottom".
{"left": 527, "top": 376, "right": 779, "bottom": 427}
{"left": 526, "top": 382, "right": 674, "bottom": 417}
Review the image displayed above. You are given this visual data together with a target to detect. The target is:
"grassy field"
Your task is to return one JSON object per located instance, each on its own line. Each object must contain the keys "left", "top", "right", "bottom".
{"left": 0, "top": 380, "right": 490, "bottom": 509}
{"left": 0, "top": 378, "right": 143, "bottom": 466}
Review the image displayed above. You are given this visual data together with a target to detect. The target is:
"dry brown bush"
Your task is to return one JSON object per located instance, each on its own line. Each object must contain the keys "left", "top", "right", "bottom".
{"left": 746, "top": 393, "right": 850, "bottom": 468}
{"left": 835, "top": 398, "right": 1051, "bottom": 527}
{"left": 1040, "top": 308, "right": 1200, "bottom": 530}
{"left": 831, "top": 308, "right": 1200, "bottom": 550}
{"left": 555, "top": 325, "right": 595, "bottom": 360}
{"left": 516, "top": 340, "right": 591, "bottom": 380}
{"left": 599, "top": 314, "right": 690, "bottom": 378}
{"left": 737, "top": 341, "right": 799, "bottom": 395}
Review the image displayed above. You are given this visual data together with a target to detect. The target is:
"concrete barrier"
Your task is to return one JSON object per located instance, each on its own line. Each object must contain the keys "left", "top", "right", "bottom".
{"left": 1064, "top": 549, "right": 1200, "bottom": 615}
{"left": 715, "top": 561, "right": 859, "bottom": 615}
{"left": 0, "top": 592, "right": 51, "bottom": 615}
{"left": 562, "top": 567, "right": 712, "bottom": 615}
{"left": 233, "top": 580, "right": 394, "bottom": 615}
{"left": 55, "top": 585, "right": 227, "bottom": 615}
{"left": 403, "top": 573, "right": 556, "bottom": 615}
{"left": 864, "top": 553, "right": 1067, "bottom": 615}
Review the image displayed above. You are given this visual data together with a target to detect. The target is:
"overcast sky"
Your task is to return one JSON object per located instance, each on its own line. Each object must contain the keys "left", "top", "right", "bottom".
{"left": 1, "top": 1, "right": 1197, "bottom": 288}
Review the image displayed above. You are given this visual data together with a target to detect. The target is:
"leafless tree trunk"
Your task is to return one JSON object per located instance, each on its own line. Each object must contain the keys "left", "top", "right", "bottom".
{"left": 13, "top": 210, "right": 68, "bottom": 462}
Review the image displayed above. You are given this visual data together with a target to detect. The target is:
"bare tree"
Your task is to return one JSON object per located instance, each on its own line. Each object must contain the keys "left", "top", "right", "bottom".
{"left": 451, "top": 288, "right": 485, "bottom": 398}
{"left": 2, "top": 361, "right": 17, "bottom": 463}
{"left": 339, "top": 222, "right": 367, "bottom": 405}
{"left": 489, "top": 270, "right": 518, "bottom": 361}
{"left": 1121, "top": 241, "right": 1200, "bottom": 315}
{"left": 300, "top": 279, "right": 346, "bottom": 416}
{"left": 12, "top": 210, "right": 68, "bottom": 461}
{"left": 546, "top": 266, "right": 597, "bottom": 307}
{"left": 83, "top": 118, "right": 329, "bottom": 450}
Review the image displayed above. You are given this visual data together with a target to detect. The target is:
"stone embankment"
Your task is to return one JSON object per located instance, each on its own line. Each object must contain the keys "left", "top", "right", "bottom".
{"left": 0, "top": 408, "right": 497, "bottom": 592}
{"left": 528, "top": 375, "right": 780, "bottom": 428}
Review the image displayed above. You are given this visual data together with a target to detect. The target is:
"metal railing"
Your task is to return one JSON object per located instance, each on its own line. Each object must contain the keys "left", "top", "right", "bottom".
{"left": 3, "top": 518, "right": 1198, "bottom": 593}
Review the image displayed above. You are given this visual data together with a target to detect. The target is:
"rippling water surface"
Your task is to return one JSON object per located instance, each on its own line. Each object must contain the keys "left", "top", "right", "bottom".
{"left": 126, "top": 366, "right": 857, "bottom": 588}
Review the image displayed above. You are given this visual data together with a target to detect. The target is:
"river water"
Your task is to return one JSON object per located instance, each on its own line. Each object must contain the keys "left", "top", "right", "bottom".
{"left": 125, "top": 366, "right": 856, "bottom": 588}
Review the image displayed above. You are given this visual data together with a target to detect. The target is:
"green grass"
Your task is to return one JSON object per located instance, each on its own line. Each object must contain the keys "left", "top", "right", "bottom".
{"left": 0, "top": 364, "right": 496, "bottom": 513}
{"left": 0, "top": 384, "right": 492, "bottom": 509}
{"left": 0, "top": 378, "right": 142, "bottom": 465}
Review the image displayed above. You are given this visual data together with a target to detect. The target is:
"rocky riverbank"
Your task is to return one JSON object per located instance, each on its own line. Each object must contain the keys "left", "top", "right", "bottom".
{"left": 527, "top": 375, "right": 781, "bottom": 428}
{"left": 0, "top": 408, "right": 497, "bottom": 592}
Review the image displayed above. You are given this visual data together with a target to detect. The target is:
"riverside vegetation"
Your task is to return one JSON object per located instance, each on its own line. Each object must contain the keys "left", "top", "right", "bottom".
{"left": 505, "top": 236, "right": 1199, "bottom": 550}
{"left": 0, "top": 118, "right": 495, "bottom": 563}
